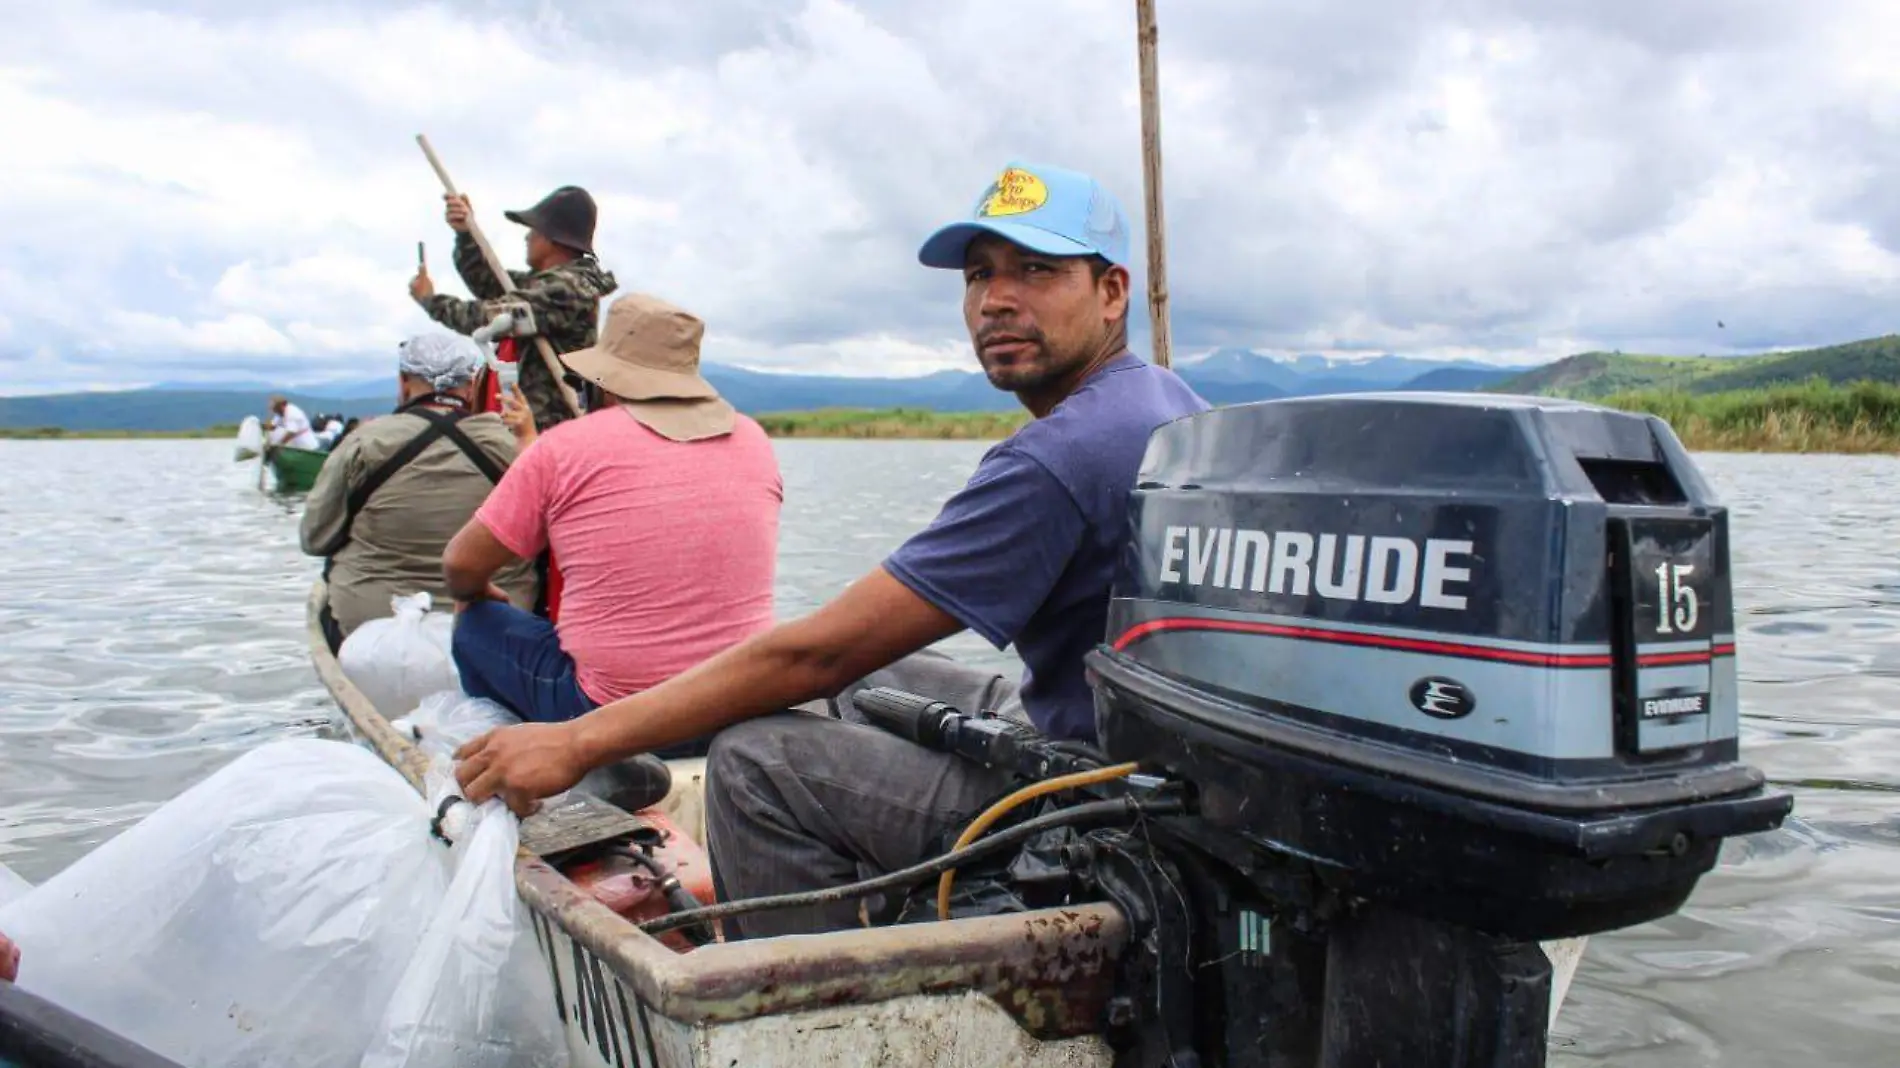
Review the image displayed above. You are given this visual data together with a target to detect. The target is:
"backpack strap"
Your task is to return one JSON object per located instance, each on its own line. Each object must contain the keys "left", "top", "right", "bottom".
{"left": 421, "top": 409, "right": 557, "bottom": 618}
{"left": 427, "top": 411, "right": 509, "bottom": 485}
{"left": 318, "top": 406, "right": 509, "bottom": 557}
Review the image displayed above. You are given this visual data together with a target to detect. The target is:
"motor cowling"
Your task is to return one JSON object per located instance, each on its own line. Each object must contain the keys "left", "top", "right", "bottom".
{"left": 1087, "top": 391, "right": 1793, "bottom": 941}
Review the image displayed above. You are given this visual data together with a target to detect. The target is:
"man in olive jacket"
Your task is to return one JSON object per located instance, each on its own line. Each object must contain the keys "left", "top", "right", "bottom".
{"left": 300, "top": 333, "right": 539, "bottom": 650}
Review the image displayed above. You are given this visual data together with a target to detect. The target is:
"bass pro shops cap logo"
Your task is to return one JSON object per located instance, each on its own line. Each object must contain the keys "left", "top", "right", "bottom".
{"left": 1409, "top": 677, "right": 1476, "bottom": 720}
{"left": 978, "top": 168, "right": 1049, "bottom": 217}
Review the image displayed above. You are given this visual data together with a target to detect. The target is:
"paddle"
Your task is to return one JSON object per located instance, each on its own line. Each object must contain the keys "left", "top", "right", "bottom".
{"left": 257, "top": 417, "right": 271, "bottom": 492}
{"left": 414, "top": 134, "right": 582, "bottom": 422}
{"left": 1135, "top": 0, "right": 1171, "bottom": 369}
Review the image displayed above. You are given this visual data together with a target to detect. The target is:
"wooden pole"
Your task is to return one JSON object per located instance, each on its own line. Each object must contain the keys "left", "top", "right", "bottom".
{"left": 1136, "top": 0, "right": 1171, "bottom": 369}
{"left": 415, "top": 134, "right": 582, "bottom": 420}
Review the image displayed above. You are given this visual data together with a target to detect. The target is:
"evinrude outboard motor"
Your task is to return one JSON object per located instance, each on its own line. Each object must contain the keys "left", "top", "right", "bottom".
{"left": 1072, "top": 392, "right": 1793, "bottom": 1065}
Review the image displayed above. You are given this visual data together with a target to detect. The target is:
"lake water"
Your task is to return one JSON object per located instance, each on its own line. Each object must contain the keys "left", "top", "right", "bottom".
{"left": 0, "top": 439, "right": 1895, "bottom": 1065}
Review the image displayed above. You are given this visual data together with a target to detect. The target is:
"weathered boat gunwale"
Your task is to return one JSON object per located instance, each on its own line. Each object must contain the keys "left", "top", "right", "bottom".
{"left": 303, "top": 579, "right": 1128, "bottom": 1041}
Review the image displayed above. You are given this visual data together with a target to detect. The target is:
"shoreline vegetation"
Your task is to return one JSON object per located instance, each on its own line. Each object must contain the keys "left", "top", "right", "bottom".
{"left": 4, "top": 381, "right": 1899, "bottom": 452}
{"left": 1596, "top": 380, "right": 1900, "bottom": 454}
{"left": 0, "top": 425, "right": 245, "bottom": 440}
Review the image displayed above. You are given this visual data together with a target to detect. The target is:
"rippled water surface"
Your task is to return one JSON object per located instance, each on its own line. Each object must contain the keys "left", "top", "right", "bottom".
{"left": 1, "top": 440, "right": 1896, "bottom": 1065}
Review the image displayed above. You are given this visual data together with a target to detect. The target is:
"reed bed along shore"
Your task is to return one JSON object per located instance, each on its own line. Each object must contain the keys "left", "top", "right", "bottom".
{"left": 748, "top": 407, "right": 1030, "bottom": 440}
{"left": 1599, "top": 381, "right": 1900, "bottom": 454}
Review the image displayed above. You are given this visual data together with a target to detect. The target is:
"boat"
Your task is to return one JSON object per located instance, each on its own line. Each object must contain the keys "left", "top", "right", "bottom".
{"left": 305, "top": 578, "right": 1587, "bottom": 1067}
{"left": 265, "top": 444, "right": 328, "bottom": 493}
{"left": 0, "top": 981, "right": 183, "bottom": 1068}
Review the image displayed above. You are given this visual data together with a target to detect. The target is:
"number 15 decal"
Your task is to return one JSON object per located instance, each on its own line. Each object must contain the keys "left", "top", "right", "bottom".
{"left": 1655, "top": 562, "right": 1699, "bottom": 634}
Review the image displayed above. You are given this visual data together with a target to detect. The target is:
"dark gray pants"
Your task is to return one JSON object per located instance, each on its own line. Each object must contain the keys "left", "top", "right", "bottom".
{"left": 703, "top": 650, "right": 1024, "bottom": 939}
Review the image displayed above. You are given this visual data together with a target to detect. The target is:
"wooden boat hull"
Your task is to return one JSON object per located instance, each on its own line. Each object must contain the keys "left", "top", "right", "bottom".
{"left": 266, "top": 445, "right": 327, "bottom": 492}
{"left": 303, "top": 580, "right": 1584, "bottom": 1067}
{"left": 306, "top": 580, "right": 1125, "bottom": 1068}
{"left": 0, "top": 981, "right": 184, "bottom": 1068}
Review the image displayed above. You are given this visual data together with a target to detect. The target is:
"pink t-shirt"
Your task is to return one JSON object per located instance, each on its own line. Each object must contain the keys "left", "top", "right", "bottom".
{"left": 476, "top": 406, "right": 783, "bottom": 705}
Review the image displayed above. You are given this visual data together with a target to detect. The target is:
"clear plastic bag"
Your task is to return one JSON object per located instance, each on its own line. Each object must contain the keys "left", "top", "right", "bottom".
{"left": 363, "top": 741, "right": 564, "bottom": 1068}
{"left": 339, "top": 593, "right": 459, "bottom": 718}
{"left": 390, "top": 690, "right": 522, "bottom": 753}
{"left": 391, "top": 691, "right": 574, "bottom": 818}
{"left": 0, "top": 738, "right": 567, "bottom": 1068}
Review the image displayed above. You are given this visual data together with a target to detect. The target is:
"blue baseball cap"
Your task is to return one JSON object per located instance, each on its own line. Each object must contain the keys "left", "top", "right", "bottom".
{"left": 918, "top": 161, "right": 1132, "bottom": 270}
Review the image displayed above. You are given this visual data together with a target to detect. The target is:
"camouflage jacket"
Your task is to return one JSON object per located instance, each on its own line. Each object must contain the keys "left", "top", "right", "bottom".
{"left": 421, "top": 231, "right": 618, "bottom": 356}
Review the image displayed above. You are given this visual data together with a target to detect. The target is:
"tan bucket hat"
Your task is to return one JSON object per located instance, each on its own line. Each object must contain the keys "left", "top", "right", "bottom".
{"left": 559, "top": 293, "right": 736, "bottom": 441}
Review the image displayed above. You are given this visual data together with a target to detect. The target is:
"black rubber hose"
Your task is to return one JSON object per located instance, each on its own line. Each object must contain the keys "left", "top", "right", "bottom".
{"left": 616, "top": 847, "right": 713, "bottom": 946}
{"left": 639, "top": 795, "right": 1186, "bottom": 936}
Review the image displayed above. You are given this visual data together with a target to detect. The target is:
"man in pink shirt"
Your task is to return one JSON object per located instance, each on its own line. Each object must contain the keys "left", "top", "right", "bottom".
{"left": 442, "top": 292, "right": 782, "bottom": 759}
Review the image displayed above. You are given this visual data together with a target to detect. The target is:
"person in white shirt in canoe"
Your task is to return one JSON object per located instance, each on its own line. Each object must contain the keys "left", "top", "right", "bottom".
{"left": 265, "top": 394, "right": 321, "bottom": 451}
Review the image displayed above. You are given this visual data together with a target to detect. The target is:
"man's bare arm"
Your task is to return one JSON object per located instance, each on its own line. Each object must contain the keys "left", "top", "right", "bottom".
{"left": 443, "top": 518, "right": 520, "bottom": 603}
{"left": 453, "top": 567, "right": 963, "bottom": 812}
{"left": 585, "top": 567, "right": 958, "bottom": 762}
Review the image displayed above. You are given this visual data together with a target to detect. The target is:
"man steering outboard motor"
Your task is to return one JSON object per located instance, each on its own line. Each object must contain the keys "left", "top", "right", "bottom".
{"left": 892, "top": 392, "right": 1792, "bottom": 1066}
{"left": 656, "top": 392, "right": 1794, "bottom": 1067}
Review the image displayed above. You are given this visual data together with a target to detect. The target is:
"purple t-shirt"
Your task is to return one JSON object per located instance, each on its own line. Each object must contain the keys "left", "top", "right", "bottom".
{"left": 883, "top": 353, "right": 1210, "bottom": 741}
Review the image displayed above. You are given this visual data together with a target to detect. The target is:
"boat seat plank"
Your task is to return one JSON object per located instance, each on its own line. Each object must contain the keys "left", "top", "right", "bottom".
{"left": 521, "top": 791, "right": 647, "bottom": 859}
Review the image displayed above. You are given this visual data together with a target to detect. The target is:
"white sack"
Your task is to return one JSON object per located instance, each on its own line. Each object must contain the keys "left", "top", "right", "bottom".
{"left": 339, "top": 593, "right": 458, "bottom": 719}
{"left": 0, "top": 737, "right": 566, "bottom": 1068}
{"left": 234, "top": 415, "right": 264, "bottom": 459}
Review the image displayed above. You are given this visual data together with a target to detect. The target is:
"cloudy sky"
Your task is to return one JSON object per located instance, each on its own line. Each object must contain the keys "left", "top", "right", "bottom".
{"left": 3, "top": 0, "right": 1898, "bottom": 394}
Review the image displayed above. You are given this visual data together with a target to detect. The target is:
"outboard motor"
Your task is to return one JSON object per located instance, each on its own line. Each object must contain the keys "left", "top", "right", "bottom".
{"left": 816, "top": 392, "right": 1793, "bottom": 1066}
{"left": 1074, "top": 392, "right": 1793, "bottom": 1065}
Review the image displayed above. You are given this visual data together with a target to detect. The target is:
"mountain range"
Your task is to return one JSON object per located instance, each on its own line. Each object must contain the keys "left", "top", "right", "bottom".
{"left": 1494, "top": 335, "right": 1900, "bottom": 399}
{"left": 9, "top": 336, "right": 1898, "bottom": 432}
{"left": 0, "top": 349, "right": 1519, "bottom": 431}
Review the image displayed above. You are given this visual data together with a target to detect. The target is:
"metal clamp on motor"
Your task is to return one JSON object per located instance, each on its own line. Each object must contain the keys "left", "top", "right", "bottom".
{"left": 850, "top": 687, "right": 1109, "bottom": 782}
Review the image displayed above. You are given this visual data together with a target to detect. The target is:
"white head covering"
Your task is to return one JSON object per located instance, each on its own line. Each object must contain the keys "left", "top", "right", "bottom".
{"left": 398, "top": 333, "right": 484, "bottom": 391}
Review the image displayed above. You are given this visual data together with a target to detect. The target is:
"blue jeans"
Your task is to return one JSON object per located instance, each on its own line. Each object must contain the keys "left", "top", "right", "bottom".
{"left": 451, "top": 600, "right": 712, "bottom": 759}
{"left": 452, "top": 600, "right": 595, "bottom": 723}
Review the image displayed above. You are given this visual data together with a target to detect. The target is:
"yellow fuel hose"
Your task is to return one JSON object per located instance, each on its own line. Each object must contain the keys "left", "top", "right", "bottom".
{"left": 937, "top": 762, "right": 1141, "bottom": 921}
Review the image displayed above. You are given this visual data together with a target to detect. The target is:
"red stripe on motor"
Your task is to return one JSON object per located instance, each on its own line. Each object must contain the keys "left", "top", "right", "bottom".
{"left": 1636, "top": 650, "right": 1715, "bottom": 667}
{"left": 1111, "top": 617, "right": 1615, "bottom": 668}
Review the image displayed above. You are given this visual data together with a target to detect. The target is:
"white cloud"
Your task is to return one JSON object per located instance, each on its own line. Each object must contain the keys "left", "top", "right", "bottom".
{"left": 712, "top": 333, "right": 975, "bottom": 378}
{"left": 210, "top": 255, "right": 419, "bottom": 348}
{"left": 98, "top": 312, "right": 295, "bottom": 355}
{"left": 3, "top": 0, "right": 1899, "bottom": 394}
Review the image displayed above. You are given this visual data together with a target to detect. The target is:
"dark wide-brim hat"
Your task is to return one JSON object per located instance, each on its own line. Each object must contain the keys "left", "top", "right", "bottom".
{"left": 505, "top": 185, "right": 597, "bottom": 255}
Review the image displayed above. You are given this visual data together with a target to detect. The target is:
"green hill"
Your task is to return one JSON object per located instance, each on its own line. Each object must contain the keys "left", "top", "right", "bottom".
{"left": 1494, "top": 335, "right": 1900, "bottom": 399}
{"left": 0, "top": 389, "right": 362, "bottom": 433}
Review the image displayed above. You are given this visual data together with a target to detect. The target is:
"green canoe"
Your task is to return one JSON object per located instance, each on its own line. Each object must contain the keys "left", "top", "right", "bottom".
{"left": 265, "top": 445, "right": 328, "bottom": 493}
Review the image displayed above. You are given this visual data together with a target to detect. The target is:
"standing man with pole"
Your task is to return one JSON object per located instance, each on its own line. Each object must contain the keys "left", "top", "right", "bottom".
{"left": 409, "top": 166, "right": 618, "bottom": 432}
